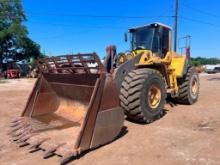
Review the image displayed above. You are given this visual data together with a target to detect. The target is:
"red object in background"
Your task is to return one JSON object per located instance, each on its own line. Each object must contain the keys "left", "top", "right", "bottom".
{"left": 4, "top": 69, "right": 20, "bottom": 79}
{"left": 186, "top": 47, "right": 190, "bottom": 59}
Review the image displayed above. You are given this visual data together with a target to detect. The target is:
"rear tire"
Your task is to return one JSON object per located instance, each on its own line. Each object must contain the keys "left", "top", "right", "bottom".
{"left": 119, "top": 68, "right": 166, "bottom": 123}
{"left": 175, "top": 67, "right": 199, "bottom": 104}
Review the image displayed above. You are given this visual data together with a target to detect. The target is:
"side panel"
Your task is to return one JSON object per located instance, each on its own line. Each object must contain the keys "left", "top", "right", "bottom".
{"left": 90, "top": 107, "right": 124, "bottom": 148}
{"left": 169, "top": 55, "right": 186, "bottom": 77}
{"left": 21, "top": 75, "right": 60, "bottom": 117}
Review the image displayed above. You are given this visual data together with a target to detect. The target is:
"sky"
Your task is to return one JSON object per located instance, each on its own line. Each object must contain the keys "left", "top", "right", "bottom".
{"left": 22, "top": 0, "right": 220, "bottom": 58}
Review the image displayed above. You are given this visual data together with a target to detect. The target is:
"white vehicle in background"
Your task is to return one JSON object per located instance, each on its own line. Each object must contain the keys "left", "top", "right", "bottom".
{"left": 204, "top": 64, "right": 220, "bottom": 74}
{"left": 214, "top": 66, "right": 220, "bottom": 73}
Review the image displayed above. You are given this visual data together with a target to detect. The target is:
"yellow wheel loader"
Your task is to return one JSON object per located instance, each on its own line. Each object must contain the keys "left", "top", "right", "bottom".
{"left": 9, "top": 22, "right": 199, "bottom": 164}
{"left": 114, "top": 22, "right": 200, "bottom": 123}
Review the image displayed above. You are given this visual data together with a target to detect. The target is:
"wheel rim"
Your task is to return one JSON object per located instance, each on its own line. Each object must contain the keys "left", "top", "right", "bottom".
{"left": 147, "top": 85, "right": 161, "bottom": 109}
{"left": 191, "top": 77, "right": 198, "bottom": 96}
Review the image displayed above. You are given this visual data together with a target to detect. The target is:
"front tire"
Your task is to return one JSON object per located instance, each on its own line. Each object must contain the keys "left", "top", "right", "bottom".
{"left": 119, "top": 68, "right": 166, "bottom": 123}
{"left": 175, "top": 67, "right": 200, "bottom": 104}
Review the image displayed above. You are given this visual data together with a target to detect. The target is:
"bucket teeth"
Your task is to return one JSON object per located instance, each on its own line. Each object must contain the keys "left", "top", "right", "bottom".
{"left": 29, "top": 137, "right": 51, "bottom": 149}
{"left": 29, "top": 147, "right": 41, "bottom": 153}
{"left": 58, "top": 147, "right": 82, "bottom": 165}
{"left": 11, "top": 117, "right": 25, "bottom": 123}
{"left": 10, "top": 120, "right": 25, "bottom": 128}
{"left": 43, "top": 143, "right": 66, "bottom": 159}
{"left": 9, "top": 124, "right": 26, "bottom": 135}
{"left": 43, "top": 149, "right": 56, "bottom": 159}
{"left": 12, "top": 123, "right": 30, "bottom": 132}
{"left": 9, "top": 115, "right": 83, "bottom": 164}
{"left": 11, "top": 126, "right": 31, "bottom": 137}
{"left": 13, "top": 132, "right": 27, "bottom": 141}
{"left": 60, "top": 150, "right": 78, "bottom": 165}
{"left": 10, "top": 118, "right": 27, "bottom": 127}
{"left": 17, "top": 133, "right": 36, "bottom": 143}
{"left": 19, "top": 142, "right": 29, "bottom": 147}
{"left": 11, "top": 127, "right": 32, "bottom": 142}
{"left": 12, "top": 130, "right": 23, "bottom": 137}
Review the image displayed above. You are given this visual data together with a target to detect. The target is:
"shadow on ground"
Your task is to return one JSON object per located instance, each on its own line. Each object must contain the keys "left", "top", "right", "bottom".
{"left": 207, "top": 77, "right": 220, "bottom": 81}
{"left": 61, "top": 126, "right": 128, "bottom": 165}
{"left": 125, "top": 109, "right": 169, "bottom": 125}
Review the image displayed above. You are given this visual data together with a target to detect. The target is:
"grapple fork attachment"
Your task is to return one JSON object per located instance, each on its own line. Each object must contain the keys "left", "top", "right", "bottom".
{"left": 10, "top": 53, "right": 124, "bottom": 162}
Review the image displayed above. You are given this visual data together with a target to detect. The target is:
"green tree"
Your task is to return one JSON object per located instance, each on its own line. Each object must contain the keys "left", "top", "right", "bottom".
{"left": 190, "top": 57, "right": 220, "bottom": 66}
{"left": 16, "top": 37, "right": 44, "bottom": 61}
{"left": 0, "top": 0, "right": 42, "bottom": 70}
{"left": 0, "top": 0, "right": 27, "bottom": 57}
{"left": 190, "top": 60, "right": 201, "bottom": 67}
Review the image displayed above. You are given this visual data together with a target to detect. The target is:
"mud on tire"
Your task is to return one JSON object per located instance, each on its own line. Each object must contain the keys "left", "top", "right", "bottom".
{"left": 119, "top": 68, "right": 166, "bottom": 123}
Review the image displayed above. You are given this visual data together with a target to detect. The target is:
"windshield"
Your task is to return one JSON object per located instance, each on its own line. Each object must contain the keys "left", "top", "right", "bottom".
{"left": 131, "top": 27, "right": 155, "bottom": 50}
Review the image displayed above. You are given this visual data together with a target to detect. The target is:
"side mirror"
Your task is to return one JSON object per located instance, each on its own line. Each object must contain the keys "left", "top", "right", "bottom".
{"left": 124, "top": 33, "right": 128, "bottom": 42}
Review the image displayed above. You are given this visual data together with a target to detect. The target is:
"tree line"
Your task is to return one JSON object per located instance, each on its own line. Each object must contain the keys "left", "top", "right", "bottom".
{"left": 190, "top": 57, "right": 220, "bottom": 66}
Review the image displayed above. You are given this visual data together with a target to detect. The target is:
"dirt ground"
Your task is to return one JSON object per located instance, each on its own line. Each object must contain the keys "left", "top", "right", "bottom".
{"left": 0, "top": 73, "right": 220, "bottom": 165}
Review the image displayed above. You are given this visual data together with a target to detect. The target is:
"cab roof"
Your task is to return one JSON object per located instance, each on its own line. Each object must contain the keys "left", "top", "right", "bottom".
{"left": 129, "top": 22, "right": 172, "bottom": 32}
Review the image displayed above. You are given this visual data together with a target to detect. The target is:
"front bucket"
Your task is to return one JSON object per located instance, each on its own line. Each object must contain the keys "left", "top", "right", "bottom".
{"left": 9, "top": 54, "right": 124, "bottom": 163}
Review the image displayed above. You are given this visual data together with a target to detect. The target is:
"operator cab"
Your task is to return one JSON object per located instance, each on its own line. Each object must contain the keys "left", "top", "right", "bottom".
{"left": 129, "top": 22, "right": 171, "bottom": 57}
